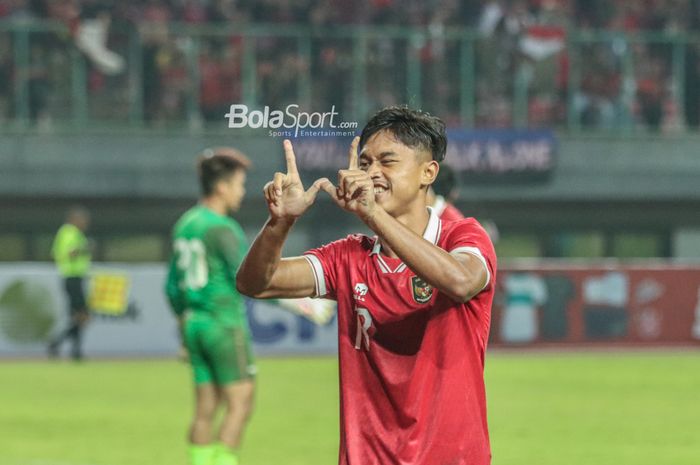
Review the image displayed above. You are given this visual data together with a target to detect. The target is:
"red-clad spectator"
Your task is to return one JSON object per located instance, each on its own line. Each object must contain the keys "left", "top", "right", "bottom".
{"left": 199, "top": 44, "right": 241, "bottom": 121}
{"left": 181, "top": 0, "right": 208, "bottom": 24}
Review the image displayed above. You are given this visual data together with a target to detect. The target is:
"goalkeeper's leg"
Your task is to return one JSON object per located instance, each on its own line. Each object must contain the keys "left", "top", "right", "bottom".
{"left": 215, "top": 380, "right": 255, "bottom": 465}
{"left": 189, "top": 384, "right": 219, "bottom": 465}
{"left": 186, "top": 321, "right": 220, "bottom": 465}
{"left": 206, "top": 325, "right": 255, "bottom": 464}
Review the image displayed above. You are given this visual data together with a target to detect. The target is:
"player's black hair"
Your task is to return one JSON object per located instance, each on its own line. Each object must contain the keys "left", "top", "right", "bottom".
{"left": 359, "top": 106, "right": 447, "bottom": 162}
{"left": 197, "top": 147, "right": 251, "bottom": 197}
{"left": 432, "top": 163, "right": 458, "bottom": 197}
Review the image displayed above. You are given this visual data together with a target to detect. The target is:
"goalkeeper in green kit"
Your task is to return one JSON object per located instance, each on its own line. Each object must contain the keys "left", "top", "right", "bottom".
{"left": 165, "top": 147, "right": 254, "bottom": 465}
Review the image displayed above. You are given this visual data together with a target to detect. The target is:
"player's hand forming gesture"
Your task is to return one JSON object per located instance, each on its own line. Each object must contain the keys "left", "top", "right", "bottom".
{"left": 319, "top": 136, "right": 378, "bottom": 222}
{"left": 264, "top": 139, "right": 327, "bottom": 221}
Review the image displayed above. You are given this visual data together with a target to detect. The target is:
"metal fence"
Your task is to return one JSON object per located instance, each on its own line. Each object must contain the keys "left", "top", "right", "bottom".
{"left": 1, "top": 20, "right": 699, "bottom": 132}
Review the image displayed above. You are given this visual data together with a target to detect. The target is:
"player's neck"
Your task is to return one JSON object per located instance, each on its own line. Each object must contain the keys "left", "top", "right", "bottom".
{"left": 426, "top": 189, "right": 436, "bottom": 206}
{"left": 200, "top": 197, "right": 228, "bottom": 216}
{"left": 380, "top": 203, "right": 431, "bottom": 259}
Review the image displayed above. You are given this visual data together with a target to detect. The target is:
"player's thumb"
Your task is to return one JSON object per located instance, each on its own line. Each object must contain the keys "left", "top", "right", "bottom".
{"left": 305, "top": 177, "right": 329, "bottom": 202}
{"left": 314, "top": 178, "right": 340, "bottom": 203}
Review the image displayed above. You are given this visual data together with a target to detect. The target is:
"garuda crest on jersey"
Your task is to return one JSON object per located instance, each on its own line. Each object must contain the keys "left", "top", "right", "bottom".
{"left": 411, "top": 276, "right": 433, "bottom": 304}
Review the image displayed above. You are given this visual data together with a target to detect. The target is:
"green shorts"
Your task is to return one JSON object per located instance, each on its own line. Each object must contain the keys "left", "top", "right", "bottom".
{"left": 184, "top": 315, "right": 256, "bottom": 386}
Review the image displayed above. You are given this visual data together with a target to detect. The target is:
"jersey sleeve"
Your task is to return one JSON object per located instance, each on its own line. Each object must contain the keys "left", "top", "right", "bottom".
{"left": 164, "top": 251, "right": 186, "bottom": 317}
{"left": 303, "top": 237, "right": 349, "bottom": 300}
{"left": 443, "top": 219, "right": 497, "bottom": 294}
{"left": 209, "top": 225, "right": 245, "bottom": 282}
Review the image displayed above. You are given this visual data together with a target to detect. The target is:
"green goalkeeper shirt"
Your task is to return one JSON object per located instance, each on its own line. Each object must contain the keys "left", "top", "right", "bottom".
{"left": 165, "top": 205, "right": 249, "bottom": 328}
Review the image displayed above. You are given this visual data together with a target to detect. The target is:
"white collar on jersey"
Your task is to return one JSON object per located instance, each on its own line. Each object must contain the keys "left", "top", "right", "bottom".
{"left": 431, "top": 195, "right": 447, "bottom": 217}
{"left": 370, "top": 206, "right": 441, "bottom": 256}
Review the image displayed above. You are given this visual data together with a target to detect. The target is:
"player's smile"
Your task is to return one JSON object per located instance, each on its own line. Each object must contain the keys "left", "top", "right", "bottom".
{"left": 373, "top": 183, "right": 389, "bottom": 200}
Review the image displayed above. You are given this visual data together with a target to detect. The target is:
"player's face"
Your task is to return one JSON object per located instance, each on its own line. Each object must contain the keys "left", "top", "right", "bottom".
{"left": 221, "top": 170, "right": 247, "bottom": 213}
{"left": 358, "top": 130, "right": 437, "bottom": 216}
{"left": 72, "top": 212, "right": 90, "bottom": 232}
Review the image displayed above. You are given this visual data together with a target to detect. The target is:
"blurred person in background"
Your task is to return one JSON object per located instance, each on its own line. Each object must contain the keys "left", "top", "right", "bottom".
{"left": 427, "top": 162, "right": 500, "bottom": 243}
{"left": 48, "top": 206, "right": 92, "bottom": 361}
{"left": 636, "top": 55, "right": 666, "bottom": 131}
{"left": 26, "top": 43, "right": 51, "bottom": 126}
{"left": 426, "top": 162, "right": 464, "bottom": 222}
{"left": 29, "top": 0, "right": 124, "bottom": 74}
{"left": 0, "top": 38, "right": 11, "bottom": 122}
{"left": 165, "top": 148, "right": 254, "bottom": 465}
{"left": 684, "top": 1, "right": 700, "bottom": 129}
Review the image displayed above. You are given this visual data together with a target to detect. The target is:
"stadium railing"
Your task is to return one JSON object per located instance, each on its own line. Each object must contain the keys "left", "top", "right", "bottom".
{"left": 0, "top": 19, "right": 698, "bottom": 133}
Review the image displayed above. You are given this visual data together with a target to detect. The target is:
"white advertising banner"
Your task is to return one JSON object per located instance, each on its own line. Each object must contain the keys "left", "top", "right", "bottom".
{"left": 0, "top": 263, "right": 338, "bottom": 357}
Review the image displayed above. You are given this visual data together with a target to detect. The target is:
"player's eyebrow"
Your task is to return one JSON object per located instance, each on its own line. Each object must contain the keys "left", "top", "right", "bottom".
{"left": 359, "top": 151, "right": 399, "bottom": 161}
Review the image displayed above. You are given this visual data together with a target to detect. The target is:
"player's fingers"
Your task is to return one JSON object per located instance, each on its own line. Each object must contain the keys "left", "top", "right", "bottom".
{"left": 346, "top": 178, "right": 370, "bottom": 201}
{"left": 263, "top": 181, "right": 273, "bottom": 203}
{"left": 343, "top": 176, "right": 357, "bottom": 201}
{"left": 283, "top": 139, "right": 299, "bottom": 175}
{"left": 264, "top": 181, "right": 279, "bottom": 205}
{"left": 318, "top": 178, "right": 342, "bottom": 205}
{"left": 265, "top": 182, "right": 277, "bottom": 204}
{"left": 272, "top": 172, "right": 285, "bottom": 196}
{"left": 336, "top": 169, "right": 347, "bottom": 199}
{"left": 348, "top": 136, "right": 360, "bottom": 170}
{"left": 341, "top": 172, "right": 368, "bottom": 200}
{"left": 336, "top": 186, "right": 344, "bottom": 204}
{"left": 337, "top": 169, "right": 363, "bottom": 192}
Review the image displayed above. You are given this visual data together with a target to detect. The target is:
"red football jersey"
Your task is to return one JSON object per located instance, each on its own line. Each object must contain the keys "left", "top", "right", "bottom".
{"left": 304, "top": 207, "right": 497, "bottom": 465}
{"left": 432, "top": 195, "right": 465, "bottom": 223}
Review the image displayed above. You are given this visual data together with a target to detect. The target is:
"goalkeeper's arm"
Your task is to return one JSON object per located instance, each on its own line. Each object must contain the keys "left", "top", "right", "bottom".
{"left": 164, "top": 254, "right": 186, "bottom": 317}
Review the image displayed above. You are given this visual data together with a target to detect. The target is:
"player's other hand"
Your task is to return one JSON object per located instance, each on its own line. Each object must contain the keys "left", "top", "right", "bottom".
{"left": 318, "top": 136, "right": 377, "bottom": 222}
{"left": 264, "top": 139, "right": 327, "bottom": 221}
{"left": 178, "top": 345, "right": 189, "bottom": 363}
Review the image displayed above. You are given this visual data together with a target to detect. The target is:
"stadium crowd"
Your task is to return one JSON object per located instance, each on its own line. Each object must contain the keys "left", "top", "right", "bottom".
{"left": 0, "top": 0, "right": 699, "bottom": 130}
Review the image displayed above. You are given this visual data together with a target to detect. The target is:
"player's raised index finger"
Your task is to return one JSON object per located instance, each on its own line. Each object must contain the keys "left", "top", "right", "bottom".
{"left": 283, "top": 139, "right": 298, "bottom": 174}
{"left": 348, "top": 136, "right": 360, "bottom": 170}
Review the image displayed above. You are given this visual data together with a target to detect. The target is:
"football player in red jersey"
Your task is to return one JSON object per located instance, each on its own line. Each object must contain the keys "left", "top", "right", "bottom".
{"left": 237, "top": 107, "right": 497, "bottom": 465}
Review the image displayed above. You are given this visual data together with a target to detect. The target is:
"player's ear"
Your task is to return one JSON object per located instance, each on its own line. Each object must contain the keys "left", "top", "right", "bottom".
{"left": 213, "top": 178, "right": 227, "bottom": 197}
{"left": 421, "top": 159, "right": 439, "bottom": 188}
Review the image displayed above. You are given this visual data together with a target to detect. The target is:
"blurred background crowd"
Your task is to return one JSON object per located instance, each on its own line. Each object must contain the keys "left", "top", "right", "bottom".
{"left": 1, "top": 0, "right": 700, "bottom": 130}
{"left": 2, "top": 0, "right": 698, "bottom": 31}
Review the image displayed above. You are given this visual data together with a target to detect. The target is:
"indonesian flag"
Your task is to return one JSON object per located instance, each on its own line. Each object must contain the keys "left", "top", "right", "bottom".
{"left": 520, "top": 25, "right": 566, "bottom": 61}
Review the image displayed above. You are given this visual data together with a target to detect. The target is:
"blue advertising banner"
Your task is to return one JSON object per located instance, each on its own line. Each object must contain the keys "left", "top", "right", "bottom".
{"left": 291, "top": 129, "right": 556, "bottom": 180}
{"left": 446, "top": 129, "right": 556, "bottom": 178}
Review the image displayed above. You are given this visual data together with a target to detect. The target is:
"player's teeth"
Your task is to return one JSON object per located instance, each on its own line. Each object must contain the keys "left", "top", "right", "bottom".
{"left": 374, "top": 187, "right": 385, "bottom": 194}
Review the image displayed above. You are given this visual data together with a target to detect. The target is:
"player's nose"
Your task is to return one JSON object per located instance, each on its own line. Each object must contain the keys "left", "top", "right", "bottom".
{"left": 366, "top": 160, "right": 382, "bottom": 178}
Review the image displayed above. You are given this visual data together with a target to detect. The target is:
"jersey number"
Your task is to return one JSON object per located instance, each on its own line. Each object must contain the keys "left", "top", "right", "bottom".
{"left": 174, "top": 238, "right": 208, "bottom": 290}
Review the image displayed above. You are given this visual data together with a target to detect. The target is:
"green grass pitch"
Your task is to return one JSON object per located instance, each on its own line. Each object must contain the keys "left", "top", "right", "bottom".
{"left": 0, "top": 351, "right": 698, "bottom": 465}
